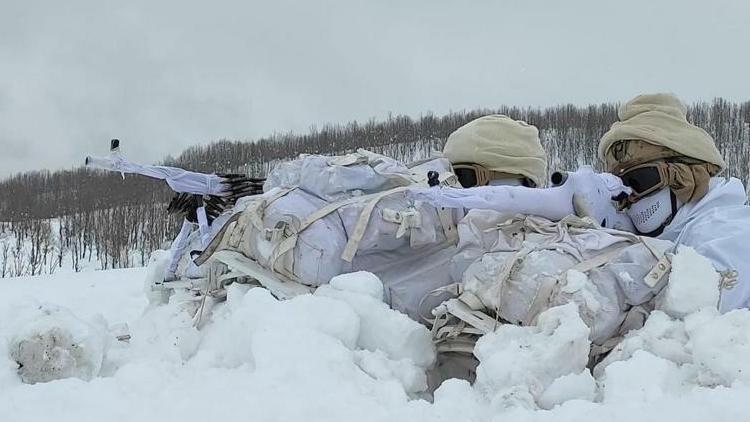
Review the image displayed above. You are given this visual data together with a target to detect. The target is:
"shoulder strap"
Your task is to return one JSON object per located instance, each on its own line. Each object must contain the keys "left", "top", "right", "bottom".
{"left": 340, "top": 186, "right": 411, "bottom": 262}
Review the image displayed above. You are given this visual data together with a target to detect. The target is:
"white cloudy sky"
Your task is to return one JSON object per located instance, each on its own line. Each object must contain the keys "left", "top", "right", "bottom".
{"left": 1, "top": 0, "right": 748, "bottom": 177}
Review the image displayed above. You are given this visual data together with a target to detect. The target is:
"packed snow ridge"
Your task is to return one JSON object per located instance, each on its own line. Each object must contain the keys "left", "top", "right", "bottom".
{"left": 1, "top": 246, "right": 750, "bottom": 421}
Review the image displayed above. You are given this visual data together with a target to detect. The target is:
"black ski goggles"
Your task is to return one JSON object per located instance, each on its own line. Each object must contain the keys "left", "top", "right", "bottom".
{"left": 452, "top": 163, "right": 535, "bottom": 188}
{"left": 453, "top": 164, "right": 491, "bottom": 187}
{"left": 617, "top": 163, "right": 670, "bottom": 202}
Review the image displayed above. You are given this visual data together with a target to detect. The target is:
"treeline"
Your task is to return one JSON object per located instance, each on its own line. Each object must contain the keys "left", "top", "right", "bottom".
{"left": 0, "top": 205, "right": 176, "bottom": 277}
{"left": 1, "top": 99, "right": 748, "bottom": 276}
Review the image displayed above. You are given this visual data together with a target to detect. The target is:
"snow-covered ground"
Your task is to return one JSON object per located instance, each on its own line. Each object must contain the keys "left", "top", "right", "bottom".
{"left": 1, "top": 250, "right": 750, "bottom": 422}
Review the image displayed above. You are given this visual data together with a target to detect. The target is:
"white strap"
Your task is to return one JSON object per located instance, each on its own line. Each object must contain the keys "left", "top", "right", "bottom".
{"left": 520, "top": 275, "right": 558, "bottom": 326}
{"left": 418, "top": 283, "right": 463, "bottom": 324}
{"left": 340, "top": 186, "right": 411, "bottom": 262}
{"left": 444, "top": 299, "right": 498, "bottom": 335}
{"left": 209, "top": 250, "right": 313, "bottom": 299}
{"left": 269, "top": 189, "right": 405, "bottom": 272}
{"left": 457, "top": 291, "right": 484, "bottom": 311}
{"left": 570, "top": 244, "right": 629, "bottom": 273}
{"left": 196, "top": 207, "right": 211, "bottom": 248}
{"left": 639, "top": 236, "right": 671, "bottom": 288}
{"left": 436, "top": 207, "right": 458, "bottom": 244}
{"left": 228, "top": 187, "right": 296, "bottom": 249}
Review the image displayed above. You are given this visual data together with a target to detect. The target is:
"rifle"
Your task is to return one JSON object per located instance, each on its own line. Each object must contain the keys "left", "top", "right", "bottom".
{"left": 85, "top": 139, "right": 265, "bottom": 204}
{"left": 411, "top": 166, "right": 635, "bottom": 232}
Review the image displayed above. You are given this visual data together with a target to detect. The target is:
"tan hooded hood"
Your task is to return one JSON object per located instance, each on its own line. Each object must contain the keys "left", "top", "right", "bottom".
{"left": 443, "top": 114, "right": 548, "bottom": 187}
{"left": 599, "top": 93, "right": 726, "bottom": 171}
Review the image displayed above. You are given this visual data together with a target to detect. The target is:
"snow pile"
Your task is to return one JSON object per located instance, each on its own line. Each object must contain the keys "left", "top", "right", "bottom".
{"left": 1, "top": 246, "right": 750, "bottom": 421}
{"left": 656, "top": 245, "right": 720, "bottom": 318}
{"left": 315, "top": 272, "right": 436, "bottom": 368}
{"left": 594, "top": 245, "right": 750, "bottom": 403}
{"left": 593, "top": 306, "right": 750, "bottom": 408}
{"left": 7, "top": 304, "right": 108, "bottom": 384}
{"left": 537, "top": 370, "right": 597, "bottom": 410}
{"left": 690, "top": 309, "right": 750, "bottom": 386}
{"left": 472, "top": 303, "right": 594, "bottom": 410}
{"left": 0, "top": 268, "right": 145, "bottom": 390}
{"left": 186, "top": 272, "right": 434, "bottom": 397}
{"left": 142, "top": 250, "right": 172, "bottom": 307}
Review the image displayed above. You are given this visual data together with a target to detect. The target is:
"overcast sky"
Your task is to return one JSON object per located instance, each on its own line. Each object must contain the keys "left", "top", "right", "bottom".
{"left": 1, "top": 0, "right": 748, "bottom": 178}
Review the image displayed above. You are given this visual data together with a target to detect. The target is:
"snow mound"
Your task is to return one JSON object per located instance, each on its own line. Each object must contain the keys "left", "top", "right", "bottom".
{"left": 595, "top": 306, "right": 750, "bottom": 393}
{"left": 7, "top": 304, "right": 108, "bottom": 384}
{"left": 315, "top": 272, "right": 435, "bottom": 368}
{"left": 656, "top": 245, "right": 720, "bottom": 318}
{"left": 3, "top": 254, "right": 750, "bottom": 421}
{"left": 354, "top": 349, "right": 427, "bottom": 394}
{"left": 537, "top": 370, "right": 597, "bottom": 410}
{"left": 330, "top": 271, "right": 385, "bottom": 301}
{"left": 473, "top": 303, "right": 591, "bottom": 408}
{"left": 195, "top": 284, "right": 360, "bottom": 369}
{"left": 194, "top": 274, "right": 432, "bottom": 397}
{"left": 601, "top": 350, "right": 683, "bottom": 403}
{"left": 594, "top": 310, "right": 692, "bottom": 376}
{"left": 689, "top": 308, "right": 750, "bottom": 386}
{"left": 143, "top": 250, "right": 172, "bottom": 307}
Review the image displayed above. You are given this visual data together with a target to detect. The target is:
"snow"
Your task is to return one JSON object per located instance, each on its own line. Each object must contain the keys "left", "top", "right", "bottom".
{"left": 473, "top": 303, "right": 591, "bottom": 403}
{"left": 561, "top": 269, "right": 588, "bottom": 293}
{"left": 329, "top": 271, "right": 385, "bottom": 301}
{"left": 315, "top": 274, "right": 435, "bottom": 367}
{"left": 600, "top": 350, "right": 683, "bottom": 404}
{"left": 537, "top": 370, "right": 597, "bottom": 410}
{"left": 657, "top": 245, "right": 720, "bottom": 318}
{"left": 689, "top": 308, "right": 750, "bottom": 386}
{"left": 1, "top": 248, "right": 750, "bottom": 421}
{"left": 9, "top": 304, "right": 108, "bottom": 384}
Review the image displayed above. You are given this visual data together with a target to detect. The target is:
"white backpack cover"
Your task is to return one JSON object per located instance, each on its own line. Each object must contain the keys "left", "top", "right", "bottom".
{"left": 198, "top": 150, "right": 463, "bottom": 319}
{"left": 432, "top": 210, "right": 675, "bottom": 351}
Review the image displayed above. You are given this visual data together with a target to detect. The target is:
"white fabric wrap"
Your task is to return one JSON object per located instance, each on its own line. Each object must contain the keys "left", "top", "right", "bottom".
{"left": 85, "top": 154, "right": 225, "bottom": 195}
{"left": 599, "top": 93, "right": 726, "bottom": 169}
{"left": 410, "top": 166, "right": 634, "bottom": 232}
{"left": 264, "top": 150, "right": 415, "bottom": 200}
{"left": 660, "top": 177, "right": 750, "bottom": 312}
{"left": 451, "top": 211, "right": 673, "bottom": 344}
{"left": 443, "top": 114, "right": 548, "bottom": 187}
{"left": 166, "top": 220, "right": 194, "bottom": 276}
{"left": 217, "top": 151, "right": 462, "bottom": 321}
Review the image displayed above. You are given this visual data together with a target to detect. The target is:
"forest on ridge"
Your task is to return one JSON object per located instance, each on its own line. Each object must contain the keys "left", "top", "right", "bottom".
{"left": 1, "top": 98, "right": 748, "bottom": 277}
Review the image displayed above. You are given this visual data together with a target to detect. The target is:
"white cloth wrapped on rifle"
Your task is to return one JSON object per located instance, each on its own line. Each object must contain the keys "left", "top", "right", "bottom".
{"left": 410, "top": 166, "right": 635, "bottom": 232}
{"left": 165, "top": 208, "right": 219, "bottom": 279}
{"left": 86, "top": 149, "right": 263, "bottom": 280}
{"left": 85, "top": 153, "right": 225, "bottom": 195}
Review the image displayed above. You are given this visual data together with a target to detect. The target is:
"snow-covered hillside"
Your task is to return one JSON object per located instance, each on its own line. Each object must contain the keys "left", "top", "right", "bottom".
{"left": 1, "top": 260, "right": 750, "bottom": 422}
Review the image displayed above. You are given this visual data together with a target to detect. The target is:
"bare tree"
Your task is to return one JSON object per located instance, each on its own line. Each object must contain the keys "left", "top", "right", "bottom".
{"left": 1, "top": 239, "right": 9, "bottom": 278}
{"left": 12, "top": 235, "right": 27, "bottom": 277}
{"left": 0, "top": 98, "right": 748, "bottom": 273}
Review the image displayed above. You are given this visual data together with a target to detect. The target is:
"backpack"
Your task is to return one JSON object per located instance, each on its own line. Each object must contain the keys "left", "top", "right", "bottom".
{"left": 196, "top": 150, "right": 463, "bottom": 319}
{"left": 430, "top": 211, "right": 674, "bottom": 366}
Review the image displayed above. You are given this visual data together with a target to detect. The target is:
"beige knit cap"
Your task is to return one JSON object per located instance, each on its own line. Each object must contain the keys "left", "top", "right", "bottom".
{"left": 598, "top": 93, "right": 726, "bottom": 170}
{"left": 443, "top": 114, "right": 548, "bottom": 187}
